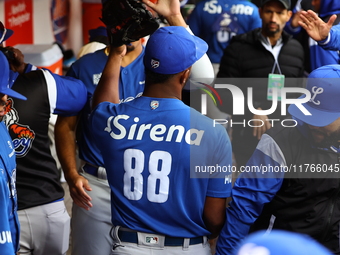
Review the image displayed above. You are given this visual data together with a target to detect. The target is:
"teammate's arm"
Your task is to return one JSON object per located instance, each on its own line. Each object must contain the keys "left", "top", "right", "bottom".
{"left": 215, "top": 135, "right": 285, "bottom": 255}
{"left": 92, "top": 45, "right": 126, "bottom": 108}
{"left": 203, "top": 197, "right": 226, "bottom": 239}
{"left": 55, "top": 115, "right": 93, "bottom": 210}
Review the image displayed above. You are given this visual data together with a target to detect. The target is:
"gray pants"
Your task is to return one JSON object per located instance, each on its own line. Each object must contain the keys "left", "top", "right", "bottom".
{"left": 71, "top": 171, "right": 113, "bottom": 255}
{"left": 18, "top": 200, "right": 70, "bottom": 255}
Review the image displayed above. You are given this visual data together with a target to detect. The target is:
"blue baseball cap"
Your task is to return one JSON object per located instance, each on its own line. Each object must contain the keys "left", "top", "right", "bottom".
{"left": 261, "top": 0, "right": 290, "bottom": 9}
{"left": 288, "top": 65, "right": 340, "bottom": 127}
{"left": 89, "top": 26, "right": 107, "bottom": 42}
{"left": 0, "top": 21, "right": 14, "bottom": 44}
{"left": 143, "top": 26, "right": 208, "bottom": 75}
{"left": 234, "top": 230, "right": 332, "bottom": 255}
{"left": 0, "top": 52, "right": 26, "bottom": 100}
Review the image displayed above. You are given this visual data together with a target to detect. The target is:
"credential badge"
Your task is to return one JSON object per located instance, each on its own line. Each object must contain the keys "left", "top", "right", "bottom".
{"left": 151, "top": 100, "right": 159, "bottom": 110}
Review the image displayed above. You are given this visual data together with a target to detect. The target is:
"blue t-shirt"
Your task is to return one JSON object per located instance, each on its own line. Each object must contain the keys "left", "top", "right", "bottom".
{"left": 67, "top": 48, "right": 145, "bottom": 166}
{"left": 0, "top": 122, "right": 20, "bottom": 254}
{"left": 187, "top": 0, "right": 261, "bottom": 63}
{"left": 90, "top": 97, "right": 232, "bottom": 237}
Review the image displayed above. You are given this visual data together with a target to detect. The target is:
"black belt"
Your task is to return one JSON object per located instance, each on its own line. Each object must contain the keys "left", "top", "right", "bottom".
{"left": 118, "top": 229, "right": 204, "bottom": 246}
{"left": 83, "top": 164, "right": 98, "bottom": 176}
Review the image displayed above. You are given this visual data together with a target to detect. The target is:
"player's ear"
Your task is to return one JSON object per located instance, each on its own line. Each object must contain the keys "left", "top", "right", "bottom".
{"left": 180, "top": 68, "right": 191, "bottom": 87}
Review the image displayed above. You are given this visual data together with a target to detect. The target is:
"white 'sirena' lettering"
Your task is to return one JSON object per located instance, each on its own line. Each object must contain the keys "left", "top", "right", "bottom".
{"left": 104, "top": 115, "right": 204, "bottom": 145}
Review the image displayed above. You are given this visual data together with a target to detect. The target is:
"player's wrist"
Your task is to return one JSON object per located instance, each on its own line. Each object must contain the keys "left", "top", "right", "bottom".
{"left": 64, "top": 169, "right": 81, "bottom": 183}
{"left": 165, "top": 14, "right": 186, "bottom": 27}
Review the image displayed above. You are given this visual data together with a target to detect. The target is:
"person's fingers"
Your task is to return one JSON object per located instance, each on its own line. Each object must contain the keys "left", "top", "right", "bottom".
{"left": 306, "top": 9, "right": 320, "bottom": 20}
{"left": 72, "top": 196, "right": 92, "bottom": 210}
{"left": 71, "top": 187, "right": 93, "bottom": 210}
{"left": 299, "top": 12, "right": 309, "bottom": 24}
{"left": 258, "top": 125, "right": 264, "bottom": 140}
{"left": 253, "top": 125, "right": 257, "bottom": 137}
{"left": 142, "top": 0, "right": 156, "bottom": 9}
{"left": 327, "top": 14, "right": 337, "bottom": 27}
{"left": 298, "top": 20, "right": 308, "bottom": 29}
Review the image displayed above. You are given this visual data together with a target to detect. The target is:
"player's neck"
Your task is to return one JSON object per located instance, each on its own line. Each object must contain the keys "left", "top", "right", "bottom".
{"left": 143, "top": 83, "right": 182, "bottom": 100}
{"left": 261, "top": 30, "right": 282, "bottom": 46}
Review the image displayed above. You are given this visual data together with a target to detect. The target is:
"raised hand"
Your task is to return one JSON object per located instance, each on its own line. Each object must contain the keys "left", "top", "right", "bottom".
{"left": 299, "top": 10, "right": 337, "bottom": 41}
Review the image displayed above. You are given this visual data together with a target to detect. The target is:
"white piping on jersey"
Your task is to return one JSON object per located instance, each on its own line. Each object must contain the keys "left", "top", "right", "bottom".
{"left": 42, "top": 70, "right": 57, "bottom": 114}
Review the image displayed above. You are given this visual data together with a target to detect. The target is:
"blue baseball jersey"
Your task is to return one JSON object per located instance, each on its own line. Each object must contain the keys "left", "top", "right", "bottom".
{"left": 0, "top": 122, "right": 20, "bottom": 254}
{"left": 187, "top": 0, "right": 261, "bottom": 63}
{"left": 90, "top": 97, "right": 232, "bottom": 237}
{"left": 67, "top": 48, "right": 145, "bottom": 166}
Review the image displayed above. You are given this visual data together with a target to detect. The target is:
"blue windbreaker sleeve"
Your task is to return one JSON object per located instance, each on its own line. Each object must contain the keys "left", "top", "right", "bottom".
{"left": 215, "top": 134, "right": 285, "bottom": 255}
{"left": 319, "top": 24, "right": 340, "bottom": 51}
{"left": 0, "top": 171, "right": 15, "bottom": 255}
{"left": 41, "top": 69, "right": 88, "bottom": 116}
{"left": 207, "top": 124, "right": 233, "bottom": 198}
{"left": 284, "top": 0, "right": 302, "bottom": 35}
{"left": 284, "top": 20, "right": 302, "bottom": 35}
{"left": 309, "top": 40, "right": 340, "bottom": 70}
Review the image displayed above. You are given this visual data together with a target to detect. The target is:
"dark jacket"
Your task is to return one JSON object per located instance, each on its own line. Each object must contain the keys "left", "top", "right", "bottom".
{"left": 216, "top": 28, "right": 304, "bottom": 159}
{"left": 217, "top": 28, "right": 304, "bottom": 78}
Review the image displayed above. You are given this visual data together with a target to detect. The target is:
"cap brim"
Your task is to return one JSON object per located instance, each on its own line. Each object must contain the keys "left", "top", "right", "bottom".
{"left": 288, "top": 95, "right": 340, "bottom": 127}
{"left": 2, "top": 87, "right": 27, "bottom": 100}
{"left": 0, "top": 28, "right": 14, "bottom": 44}
{"left": 193, "top": 36, "right": 208, "bottom": 63}
{"left": 4, "top": 29, "right": 13, "bottom": 41}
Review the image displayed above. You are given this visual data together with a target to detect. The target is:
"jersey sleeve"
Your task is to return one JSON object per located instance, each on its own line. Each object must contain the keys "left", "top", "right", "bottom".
{"left": 215, "top": 134, "right": 285, "bottom": 255}
{"left": 0, "top": 167, "right": 15, "bottom": 255}
{"left": 206, "top": 125, "right": 232, "bottom": 198}
{"left": 42, "top": 69, "right": 88, "bottom": 116}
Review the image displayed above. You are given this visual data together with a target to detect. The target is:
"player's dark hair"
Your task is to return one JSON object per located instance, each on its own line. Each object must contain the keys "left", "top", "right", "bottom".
{"left": 145, "top": 68, "right": 176, "bottom": 84}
